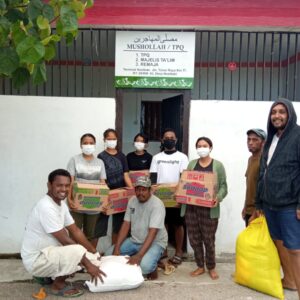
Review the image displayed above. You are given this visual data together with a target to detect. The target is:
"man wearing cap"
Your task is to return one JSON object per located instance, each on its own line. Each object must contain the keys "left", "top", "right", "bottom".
{"left": 111, "top": 176, "right": 168, "bottom": 279}
{"left": 242, "top": 128, "right": 266, "bottom": 226}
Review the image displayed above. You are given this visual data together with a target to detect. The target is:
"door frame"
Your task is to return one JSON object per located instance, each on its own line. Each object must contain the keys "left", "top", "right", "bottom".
{"left": 115, "top": 88, "right": 191, "bottom": 155}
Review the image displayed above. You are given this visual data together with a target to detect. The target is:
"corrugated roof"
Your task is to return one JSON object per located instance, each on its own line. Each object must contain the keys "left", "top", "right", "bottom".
{"left": 80, "top": 0, "right": 300, "bottom": 28}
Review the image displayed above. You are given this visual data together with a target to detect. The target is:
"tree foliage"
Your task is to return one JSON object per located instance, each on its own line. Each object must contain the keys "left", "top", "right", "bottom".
{"left": 0, "top": 0, "right": 93, "bottom": 88}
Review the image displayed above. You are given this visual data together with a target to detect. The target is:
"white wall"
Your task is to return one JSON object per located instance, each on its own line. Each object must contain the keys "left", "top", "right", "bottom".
{"left": 189, "top": 100, "right": 300, "bottom": 255}
{"left": 0, "top": 95, "right": 115, "bottom": 253}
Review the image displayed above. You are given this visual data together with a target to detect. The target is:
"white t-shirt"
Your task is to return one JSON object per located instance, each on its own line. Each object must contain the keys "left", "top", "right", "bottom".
{"left": 21, "top": 195, "right": 74, "bottom": 273}
{"left": 150, "top": 151, "right": 189, "bottom": 184}
{"left": 267, "top": 134, "right": 279, "bottom": 165}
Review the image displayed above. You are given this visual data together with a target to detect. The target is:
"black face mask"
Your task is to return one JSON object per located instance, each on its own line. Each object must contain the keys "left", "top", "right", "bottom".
{"left": 162, "top": 139, "right": 176, "bottom": 150}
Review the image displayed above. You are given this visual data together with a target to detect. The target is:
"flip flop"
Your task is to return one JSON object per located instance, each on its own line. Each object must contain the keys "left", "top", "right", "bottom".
{"left": 49, "top": 285, "right": 84, "bottom": 298}
{"left": 168, "top": 255, "right": 182, "bottom": 266}
{"left": 163, "top": 264, "right": 176, "bottom": 275}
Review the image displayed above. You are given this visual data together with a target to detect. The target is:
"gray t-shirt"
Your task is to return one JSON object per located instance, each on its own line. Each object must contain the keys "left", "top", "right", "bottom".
{"left": 67, "top": 154, "right": 107, "bottom": 214}
{"left": 124, "top": 194, "right": 168, "bottom": 249}
{"left": 67, "top": 154, "right": 106, "bottom": 183}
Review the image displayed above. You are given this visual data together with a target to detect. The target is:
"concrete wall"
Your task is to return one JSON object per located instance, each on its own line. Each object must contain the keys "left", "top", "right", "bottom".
{"left": 0, "top": 96, "right": 115, "bottom": 253}
{"left": 189, "top": 100, "right": 300, "bottom": 254}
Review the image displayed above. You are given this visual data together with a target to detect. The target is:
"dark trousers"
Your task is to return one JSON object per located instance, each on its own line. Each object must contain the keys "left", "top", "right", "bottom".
{"left": 185, "top": 205, "right": 218, "bottom": 270}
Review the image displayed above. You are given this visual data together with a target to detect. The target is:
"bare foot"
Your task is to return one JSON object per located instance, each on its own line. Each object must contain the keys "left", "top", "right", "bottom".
{"left": 282, "top": 278, "right": 297, "bottom": 291}
{"left": 190, "top": 267, "right": 205, "bottom": 277}
{"left": 208, "top": 269, "right": 219, "bottom": 280}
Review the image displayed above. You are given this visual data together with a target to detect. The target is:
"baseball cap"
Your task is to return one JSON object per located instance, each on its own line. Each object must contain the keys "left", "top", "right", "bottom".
{"left": 134, "top": 176, "right": 151, "bottom": 188}
{"left": 247, "top": 128, "right": 267, "bottom": 140}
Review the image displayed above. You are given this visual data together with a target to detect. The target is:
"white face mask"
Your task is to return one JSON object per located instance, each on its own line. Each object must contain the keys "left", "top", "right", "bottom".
{"left": 134, "top": 142, "right": 145, "bottom": 151}
{"left": 196, "top": 147, "right": 211, "bottom": 158}
{"left": 105, "top": 139, "right": 117, "bottom": 149}
{"left": 81, "top": 144, "right": 96, "bottom": 155}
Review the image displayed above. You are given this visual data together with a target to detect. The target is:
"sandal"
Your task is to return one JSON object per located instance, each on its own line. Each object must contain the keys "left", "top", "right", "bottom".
{"left": 168, "top": 255, "right": 182, "bottom": 266}
{"left": 49, "top": 285, "right": 84, "bottom": 298}
{"left": 164, "top": 264, "right": 176, "bottom": 275}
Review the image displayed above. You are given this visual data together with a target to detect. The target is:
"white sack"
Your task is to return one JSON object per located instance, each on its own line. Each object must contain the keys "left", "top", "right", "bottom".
{"left": 85, "top": 255, "right": 144, "bottom": 292}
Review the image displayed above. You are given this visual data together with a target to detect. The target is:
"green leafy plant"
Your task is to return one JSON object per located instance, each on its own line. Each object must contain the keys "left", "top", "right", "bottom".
{"left": 0, "top": 0, "right": 93, "bottom": 88}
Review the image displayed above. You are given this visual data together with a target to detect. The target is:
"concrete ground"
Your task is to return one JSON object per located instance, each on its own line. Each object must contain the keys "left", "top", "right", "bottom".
{"left": 0, "top": 258, "right": 298, "bottom": 300}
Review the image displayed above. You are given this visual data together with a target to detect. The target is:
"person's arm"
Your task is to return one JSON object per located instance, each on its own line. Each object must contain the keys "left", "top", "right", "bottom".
{"left": 51, "top": 228, "right": 106, "bottom": 284}
{"left": 113, "top": 220, "right": 131, "bottom": 255}
{"left": 124, "top": 172, "right": 133, "bottom": 188}
{"left": 213, "top": 161, "right": 228, "bottom": 207}
{"left": 127, "top": 228, "right": 158, "bottom": 266}
{"left": 51, "top": 223, "right": 97, "bottom": 254}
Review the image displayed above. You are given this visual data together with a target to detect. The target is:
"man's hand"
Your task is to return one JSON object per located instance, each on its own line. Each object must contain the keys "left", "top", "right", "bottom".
{"left": 112, "top": 247, "right": 121, "bottom": 256}
{"left": 296, "top": 209, "right": 300, "bottom": 220}
{"left": 248, "top": 209, "right": 263, "bottom": 224}
{"left": 85, "top": 263, "right": 106, "bottom": 285}
{"left": 126, "top": 254, "right": 142, "bottom": 266}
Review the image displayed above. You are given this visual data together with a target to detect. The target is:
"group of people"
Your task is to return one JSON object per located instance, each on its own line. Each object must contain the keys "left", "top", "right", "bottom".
{"left": 20, "top": 98, "right": 300, "bottom": 298}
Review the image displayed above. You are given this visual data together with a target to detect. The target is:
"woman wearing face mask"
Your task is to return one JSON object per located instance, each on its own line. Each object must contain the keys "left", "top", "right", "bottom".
{"left": 183, "top": 137, "right": 227, "bottom": 280}
{"left": 126, "top": 133, "right": 152, "bottom": 171}
{"left": 94, "top": 128, "right": 133, "bottom": 246}
{"left": 67, "top": 133, "right": 106, "bottom": 241}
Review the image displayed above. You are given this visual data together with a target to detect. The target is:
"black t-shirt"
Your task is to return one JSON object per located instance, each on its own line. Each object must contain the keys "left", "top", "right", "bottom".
{"left": 98, "top": 151, "right": 129, "bottom": 189}
{"left": 194, "top": 159, "right": 213, "bottom": 172}
{"left": 126, "top": 151, "right": 152, "bottom": 171}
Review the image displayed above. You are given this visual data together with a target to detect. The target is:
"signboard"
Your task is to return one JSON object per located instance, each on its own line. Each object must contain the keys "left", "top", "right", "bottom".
{"left": 115, "top": 31, "right": 195, "bottom": 89}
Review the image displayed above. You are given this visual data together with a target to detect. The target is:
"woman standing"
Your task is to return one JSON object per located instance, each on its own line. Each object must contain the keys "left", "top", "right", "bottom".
{"left": 94, "top": 128, "right": 133, "bottom": 244}
{"left": 126, "top": 133, "right": 152, "bottom": 171}
{"left": 184, "top": 137, "right": 227, "bottom": 280}
{"left": 67, "top": 133, "right": 106, "bottom": 241}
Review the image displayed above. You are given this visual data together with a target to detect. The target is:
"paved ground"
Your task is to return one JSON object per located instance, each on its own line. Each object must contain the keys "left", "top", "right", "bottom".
{"left": 0, "top": 258, "right": 298, "bottom": 300}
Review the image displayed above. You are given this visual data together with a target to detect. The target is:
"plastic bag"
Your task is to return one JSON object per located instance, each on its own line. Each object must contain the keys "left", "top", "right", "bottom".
{"left": 235, "top": 216, "right": 284, "bottom": 299}
{"left": 85, "top": 255, "right": 144, "bottom": 293}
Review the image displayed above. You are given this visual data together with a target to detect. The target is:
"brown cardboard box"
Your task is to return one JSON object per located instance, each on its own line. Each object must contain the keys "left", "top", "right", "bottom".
{"left": 175, "top": 171, "right": 217, "bottom": 208}
{"left": 104, "top": 188, "right": 135, "bottom": 215}
{"left": 71, "top": 182, "right": 109, "bottom": 212}
{"left": 129, "top": 170, "right": 150, "bottom": 185}
{"left": 152, "top": 183, "right": 178, "bottom": 207}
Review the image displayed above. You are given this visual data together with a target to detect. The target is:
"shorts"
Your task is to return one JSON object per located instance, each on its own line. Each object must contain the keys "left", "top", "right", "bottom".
{"left": 30, "top": 245, "right": 86, "bottom": 277}
{"left": 165, "top": 207, "right": 184, "bottom": 226}
{"left": 264, "top": 206, "right": 300, "bottom": 250}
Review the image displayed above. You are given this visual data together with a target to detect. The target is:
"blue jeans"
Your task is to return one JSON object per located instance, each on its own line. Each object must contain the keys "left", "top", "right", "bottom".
{"left": 106, "top": 238, "right": 164, "bottom": 275}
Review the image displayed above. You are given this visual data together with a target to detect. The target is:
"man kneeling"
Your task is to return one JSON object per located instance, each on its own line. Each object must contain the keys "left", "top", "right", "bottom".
{"left": 21, "top": 169, "right": 106, "bottom": 297}
{"left": 110, "top": 176, "right": 167, "bottom": 279}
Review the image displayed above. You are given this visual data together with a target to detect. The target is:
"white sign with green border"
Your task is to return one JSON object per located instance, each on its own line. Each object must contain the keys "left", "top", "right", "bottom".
{"left": 115, "top": 31, "right": 195, "bottom": 89}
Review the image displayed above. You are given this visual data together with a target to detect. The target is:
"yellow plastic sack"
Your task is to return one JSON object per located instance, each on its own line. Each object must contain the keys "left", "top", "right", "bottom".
{"left": 235, "top": 216, "right": 284, "bottom": 299}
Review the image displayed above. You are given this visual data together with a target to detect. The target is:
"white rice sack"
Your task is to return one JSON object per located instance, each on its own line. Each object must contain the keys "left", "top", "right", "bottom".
{"left": 85, "top": 255, "right": 144, "bottom": 292}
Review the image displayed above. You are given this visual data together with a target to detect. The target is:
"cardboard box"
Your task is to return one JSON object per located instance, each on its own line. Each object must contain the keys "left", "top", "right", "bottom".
{"left": 104, "top": 188, "right": 135, "bottom": 215}
{"left": 71, "top": 182, "right": 109, "bottom": 211}
{"left": 175, "top": 171, "right": 217, "bottom": 208}
{"left": 152, "top": 183, "right": 178, "bottom": 208}
{"left": 129, "top": 170, "right": 150, "bottom": 185}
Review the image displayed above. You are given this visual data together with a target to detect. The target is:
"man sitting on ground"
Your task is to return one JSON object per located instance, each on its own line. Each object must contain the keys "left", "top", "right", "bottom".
{"left": 110, "top": 176, "right": 168, "bottom": 279}
{"left": 21, "top": 169, "right": 106, "bottom": 297}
